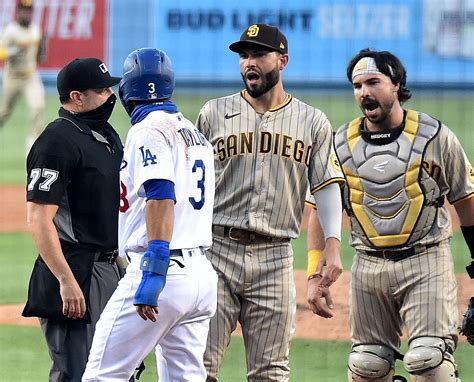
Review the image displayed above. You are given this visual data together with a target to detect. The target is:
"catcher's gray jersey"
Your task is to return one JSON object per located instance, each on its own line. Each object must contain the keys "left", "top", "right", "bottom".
{"left": 196, "top": 91, "right": 344, "bottom": 238}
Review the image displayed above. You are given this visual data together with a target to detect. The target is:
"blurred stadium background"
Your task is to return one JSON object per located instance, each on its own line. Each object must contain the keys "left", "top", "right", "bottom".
{"left": 0, "top": 0, "right": 473, "bottom": 380}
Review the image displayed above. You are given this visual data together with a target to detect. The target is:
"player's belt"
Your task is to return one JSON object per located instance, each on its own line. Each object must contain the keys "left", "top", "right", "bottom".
{"left": 95, "top": 249, "right": 119, "bottom": 264}
{"left": 360, "top": 243, "right": 438, "bottom": 261}
{"left": 213, "top": 225, "right": 290, "bottom": 246}
{"left": 169, "top": 248, "right": 205, "bottom": 257}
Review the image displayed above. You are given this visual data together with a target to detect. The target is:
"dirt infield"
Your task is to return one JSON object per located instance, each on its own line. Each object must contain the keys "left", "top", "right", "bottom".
{"left": 1, "top": 271, "right": 473, "bottom": 342}
{"left": 0, "top": 185, "right": 470, "bottom": 341}
{"left": 0, "top": 185, "right": 27, "bottom": 232}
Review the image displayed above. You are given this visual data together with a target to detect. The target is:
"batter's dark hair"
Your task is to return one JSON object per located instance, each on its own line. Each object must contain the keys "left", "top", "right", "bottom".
{"left": 347, "top": 49, "right": 412, "bottom": 104}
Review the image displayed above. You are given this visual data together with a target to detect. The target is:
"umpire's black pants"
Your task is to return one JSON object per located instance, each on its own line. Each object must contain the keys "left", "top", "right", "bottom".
{"left": 40, "top": 261, "right": 122, "bottom": 382}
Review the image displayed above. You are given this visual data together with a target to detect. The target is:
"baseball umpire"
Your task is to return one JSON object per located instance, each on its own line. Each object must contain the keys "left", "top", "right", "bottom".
{"left": 307, "top": 49, "right": 474, "bottom": 381}
{"left": 196, "top": 23, "right": 345, "bottom": 381}
{"left": 23, "top": 57, "right": 124, "bottom": 381}
{"left": 0, "top": 0, "right": 47, "bottom": 153}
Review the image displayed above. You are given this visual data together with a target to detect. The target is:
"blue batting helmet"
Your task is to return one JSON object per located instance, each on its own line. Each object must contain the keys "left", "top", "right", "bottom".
{"left": 119, "top": 48, "right": 175, "bottom": 115}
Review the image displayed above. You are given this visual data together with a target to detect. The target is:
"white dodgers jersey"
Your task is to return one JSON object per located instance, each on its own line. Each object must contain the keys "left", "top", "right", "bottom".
{"left": 119, "top": 110, "right": 215, "bottom": 259}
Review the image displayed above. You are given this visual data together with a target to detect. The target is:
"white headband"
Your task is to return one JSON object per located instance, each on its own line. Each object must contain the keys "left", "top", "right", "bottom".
{"left": 352, "top": 57, "right": 393, "bottom": 81}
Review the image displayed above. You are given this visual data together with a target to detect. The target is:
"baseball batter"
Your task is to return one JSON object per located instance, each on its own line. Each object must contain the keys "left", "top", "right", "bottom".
{"left": 83, "top": 48, "right": 217, "bottom": 381}
{"left": 0, "top": 0, "right": 46, "bottom": 152}
{"left": 196, "top": 24, "right": 344, "bottom": 381}
{"left": 308, "top": 49, "right": 474, "bottom": 381}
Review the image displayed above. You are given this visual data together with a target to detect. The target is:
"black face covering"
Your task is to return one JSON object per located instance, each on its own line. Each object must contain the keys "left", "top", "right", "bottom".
{"left": 78, "top": 93, "right": 117, "bottom": 130}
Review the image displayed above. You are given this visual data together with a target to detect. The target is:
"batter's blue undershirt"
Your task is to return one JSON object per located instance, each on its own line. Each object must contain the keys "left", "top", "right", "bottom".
{"left": 143, "top": 179, "right": 176, "bottom": 202}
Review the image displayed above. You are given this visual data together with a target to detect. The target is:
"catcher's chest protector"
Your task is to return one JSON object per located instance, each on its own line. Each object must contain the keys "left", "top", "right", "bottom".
{"left": 335, "top": 110, "right": 441, "bottom": 248}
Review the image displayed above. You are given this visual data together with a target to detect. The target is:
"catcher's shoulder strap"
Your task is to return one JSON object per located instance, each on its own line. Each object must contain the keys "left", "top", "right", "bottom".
{"left": 334, "top": 110, "right": 442, "bottom": 248}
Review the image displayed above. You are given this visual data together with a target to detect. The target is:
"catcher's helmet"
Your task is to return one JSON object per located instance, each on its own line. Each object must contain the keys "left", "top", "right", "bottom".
{"left": 119, "top": 48, "right": 175, "bottom": 115}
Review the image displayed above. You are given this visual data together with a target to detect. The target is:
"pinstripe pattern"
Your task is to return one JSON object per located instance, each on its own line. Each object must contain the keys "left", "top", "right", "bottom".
{"left": 204, "top": 234, "right": 295, "bottom": 382}
{"left": 197, "top": 90, "right": 341, "bottom": 380}
{"left": 197, "top": 91, "right": 344, "bottom": 239}
{"left": 350, "top": 240, "right": 458, "bottom": 353}
{"left": 337, "top": 109, "right": 472, "bottom": 377}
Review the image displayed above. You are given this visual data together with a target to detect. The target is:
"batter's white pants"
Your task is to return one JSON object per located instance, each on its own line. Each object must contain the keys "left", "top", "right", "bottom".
{"left": 82, "top": 248, "right": 218, "bottom": 382}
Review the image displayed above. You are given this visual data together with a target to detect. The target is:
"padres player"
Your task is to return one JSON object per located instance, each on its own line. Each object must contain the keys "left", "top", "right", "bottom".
{"left": 308, "top": 49, "right": 474, "bottom": 381}
{"left": 0, "top": 0, "right": 46, "bottom": 152}
{"left": 83, "top": 48, "right": 218, "bottom": 382}
{"left": 196, "top": 24, "right": 345, "bottom": 381}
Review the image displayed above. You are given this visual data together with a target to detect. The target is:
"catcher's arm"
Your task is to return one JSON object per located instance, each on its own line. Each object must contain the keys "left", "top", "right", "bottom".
{"left": 460, "top": 297, "right": 474, "bottom": 345}
{"left": 453, "top": 197, "right": 474, "bottom": 277}
{"left": 454, "top": 197, "right": 474, "bottom": 344}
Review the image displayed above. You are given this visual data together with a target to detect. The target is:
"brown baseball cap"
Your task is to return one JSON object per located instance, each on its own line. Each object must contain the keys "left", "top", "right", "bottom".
{"left": 18, "top": 0, "right": 33, "bottom": 9}
{"left": 57, "top": 58, "right": 121, "bottom": 97}
{"left": 229, "top": 24, "right": 288, "bottom": 54}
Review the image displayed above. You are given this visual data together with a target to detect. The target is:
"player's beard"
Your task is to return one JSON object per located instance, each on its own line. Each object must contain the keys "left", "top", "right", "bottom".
{"left": 360, "top": 96, "right": 396, "bottom": 126}
{"left": 242, "top": 67, "right": 279, "bottom": 98}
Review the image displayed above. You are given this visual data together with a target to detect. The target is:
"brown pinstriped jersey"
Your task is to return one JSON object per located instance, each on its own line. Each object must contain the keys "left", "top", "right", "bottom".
{"left": 196, "top": 91, "right": 344, "bottom": 239}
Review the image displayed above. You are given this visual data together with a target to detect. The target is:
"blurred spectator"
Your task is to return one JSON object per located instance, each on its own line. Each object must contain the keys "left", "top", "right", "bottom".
{"left": 0, "top": 0, "right": 46, "bottom": 153}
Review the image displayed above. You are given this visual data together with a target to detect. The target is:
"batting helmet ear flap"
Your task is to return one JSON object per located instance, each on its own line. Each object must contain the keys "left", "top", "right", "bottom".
{"left": 119, "top": 48, "right": 175, "bottom": 115}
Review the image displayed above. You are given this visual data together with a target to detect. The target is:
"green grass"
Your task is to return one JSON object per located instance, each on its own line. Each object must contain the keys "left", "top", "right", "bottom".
{"left": 1, "top": 92, "right": 473, "bottom": 184}
{"left": 0, "top": 233, "right": 37, "bottom": 303}
{"left": 1, "top": 326, "right": 473, "bottom": 381}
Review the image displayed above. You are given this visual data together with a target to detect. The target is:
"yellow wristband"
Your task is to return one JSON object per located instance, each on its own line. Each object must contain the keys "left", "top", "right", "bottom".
{"left": 307, "top": 249, "right": 321, "bottom": 278}
{"left": 0, "top": 47, "right": 8, "bottom": 61}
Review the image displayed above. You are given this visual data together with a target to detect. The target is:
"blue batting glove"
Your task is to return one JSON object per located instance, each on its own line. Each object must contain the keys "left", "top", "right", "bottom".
{"left": 133, "top": 268, "right": 166, "bottom": 306}
{"left": 133, "top": 240, "right": 170, "bottom": 307}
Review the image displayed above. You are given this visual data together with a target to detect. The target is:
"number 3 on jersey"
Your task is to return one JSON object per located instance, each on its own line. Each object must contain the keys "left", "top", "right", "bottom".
{"left": 189, "top": 159, "right": 205, "bottom": 210}
{"left": 119, "top": 159, "right": 206, "bottom": 213}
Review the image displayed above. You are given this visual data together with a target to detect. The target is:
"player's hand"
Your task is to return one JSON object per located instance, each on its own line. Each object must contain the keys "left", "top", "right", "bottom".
{"left": 135, "top": 304, "right": 159, "bottom": 322}
{"left": 59, "top": 278, "right": 86, "bottom": 319}
{"left": 307, "top": 276, "right": 334, "bottom": 318}
{"left": 133, "top": 270, "right": 166, "bottom": 321}
{"left": 318, "top": 238, "right": 343, "bottom": 289}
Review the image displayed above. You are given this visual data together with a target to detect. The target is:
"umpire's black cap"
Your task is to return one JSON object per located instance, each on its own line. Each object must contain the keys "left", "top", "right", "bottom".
{"left": 57, "top": 58, "right": 121, "bottom": 98}
{"left": 229, "top": 24, "right": 288, "bottom": 54}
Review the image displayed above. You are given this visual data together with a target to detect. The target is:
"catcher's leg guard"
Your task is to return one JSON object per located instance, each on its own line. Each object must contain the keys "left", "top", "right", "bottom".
{"left": 403, "top": 337, "right": 459, "bottom": 381}
{"left": 348, "top": 344, "right": 395, "bottom": 381}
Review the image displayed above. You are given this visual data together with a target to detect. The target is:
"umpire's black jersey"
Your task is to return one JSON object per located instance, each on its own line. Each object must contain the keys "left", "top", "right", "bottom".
{"left": 26, "top": 108, "right": 123, "bottom": 251}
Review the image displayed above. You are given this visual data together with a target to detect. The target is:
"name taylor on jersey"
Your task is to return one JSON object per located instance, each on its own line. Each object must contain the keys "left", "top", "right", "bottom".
{"left": 215, "top": 131, "right": 312, "bottom": 166}
{"left": 179, "top": 126, "right": 209, "bottom": 148}
{"left": 120, "top": 124, "right": 209, "bottom": 172}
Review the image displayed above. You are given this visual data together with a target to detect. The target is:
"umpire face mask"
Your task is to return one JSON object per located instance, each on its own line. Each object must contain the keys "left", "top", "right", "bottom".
{"left": 77, "top": 93, "right": 117, "bottom": 129}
